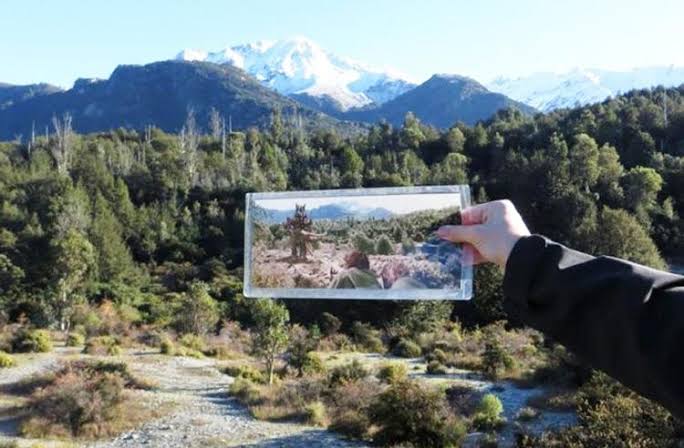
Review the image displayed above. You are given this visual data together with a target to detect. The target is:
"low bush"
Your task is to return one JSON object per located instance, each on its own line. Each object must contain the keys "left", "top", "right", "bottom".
{"left": 301, "top": 352, "right": 326, "bottom": 375}
{"left": 159, "top": 336, "right": 175, "bottom": 355}
{"left": 319, "top": 312, "right": 341, "bottom": 336}
{"left": 472, "top": 393, "right": 506, "bottom": 431}
{"left": 327, "top": 378, "right": 380, "bottom": 439}
{"left": 0, "top": 350, "right": 16, "bottom": 368}
{"left": 328, "top": 360, "right": 369, "bottom": 387}
{"left": 516, "top": 407, "right": 539, "bottom": 421}
{"left": 376, "top": 362, "right": 408, "bottom": 384}
{"left": 304, "top": 400, "right": 328, "bottom": 426}
{"left": 426, "top": 360, "right": 448, "bottom": 375}
{"left": 482, "top": 340, "right": 516, "bottom": 379}
{"left": 11, "top": 328, "right": 52, "bottom": 353}
{"left": 179, "top": 333, "right": 205, "bottom": 352}
{"left": 350, "top": 321, "right": 384, "bottom": 353}
{"left": 66, "top": 332, "right": 85, "bottom": 347}
{"left": 375, "top": 234, "right": 394, "bottom": 255}
{"left": 83, "top": 336, "right": 122, "bottom": 356}
{"left": 229, "top": 377, "right": 262, "bottom": 406}
{"left": 19, "top": 361, "right": 152, "bottom": 438}
{"left": 222, "top": 364, "right": 266, "bottom": 384}
{"left": 426, "top": 347, "right": 448, "bottom": 364}
{"left": 369, "top": 380, "right": 466, "bottom": 447}
{"left": 393, "top": 338, "right": 422, "bottom": 358}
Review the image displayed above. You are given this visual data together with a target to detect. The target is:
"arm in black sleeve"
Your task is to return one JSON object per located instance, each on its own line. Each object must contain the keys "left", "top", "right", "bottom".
{"left": 503, "top": 235, "right": 684, "bottom": 419}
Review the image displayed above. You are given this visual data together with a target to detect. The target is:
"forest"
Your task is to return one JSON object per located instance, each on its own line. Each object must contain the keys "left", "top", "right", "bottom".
{"left": 0, "top": 84, "right": 683, "bottom": 446}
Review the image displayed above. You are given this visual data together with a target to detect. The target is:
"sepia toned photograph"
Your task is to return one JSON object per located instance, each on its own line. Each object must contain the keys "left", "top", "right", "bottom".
{"left": 244, "top": 186, "right": 473, "bottom": 300}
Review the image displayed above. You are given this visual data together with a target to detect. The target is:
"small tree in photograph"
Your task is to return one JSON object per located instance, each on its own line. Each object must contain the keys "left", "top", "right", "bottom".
{"left": 251, "top": 299, "right": 290, "bottom": 385}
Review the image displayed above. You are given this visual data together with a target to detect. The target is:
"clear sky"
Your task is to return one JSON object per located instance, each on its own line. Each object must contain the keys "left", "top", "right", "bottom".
{"left": 1, "top": 0, "right": 683, "bottom": 88}
{"left": 256, "top": 192, "right": 463, "bottom": 215}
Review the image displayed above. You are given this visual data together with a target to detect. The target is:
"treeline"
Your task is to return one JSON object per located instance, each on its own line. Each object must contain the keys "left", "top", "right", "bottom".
{"left": 0, "top": 85, "right": 683, "bottom": 329}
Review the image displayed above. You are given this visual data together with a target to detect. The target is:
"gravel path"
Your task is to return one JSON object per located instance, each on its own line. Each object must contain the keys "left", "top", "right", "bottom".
{"left": 89, "top": 352, "right": 365, "bottom": 448}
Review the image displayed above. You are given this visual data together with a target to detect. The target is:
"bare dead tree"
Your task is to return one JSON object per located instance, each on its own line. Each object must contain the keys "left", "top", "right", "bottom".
{"left": 51, "top": 112, "right": 74, "bottom": 175}
{"left": 179, "top": 108, "right": 200, "bottom": 185}
{"left": 209, "top": 107, "right": 222, "bottom": 140}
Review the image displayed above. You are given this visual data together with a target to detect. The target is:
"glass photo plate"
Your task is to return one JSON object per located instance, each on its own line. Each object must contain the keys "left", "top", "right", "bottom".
{"left": 244, "top": 185, "right": 473, "bottom": 300}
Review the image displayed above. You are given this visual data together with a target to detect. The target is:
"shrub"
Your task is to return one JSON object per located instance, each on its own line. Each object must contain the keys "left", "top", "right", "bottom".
{"left": 352, "top": 233, "right": 375, "bottom": 254}
{"left": 482, "top": 339, "right": 516, "bottom": 379}
{"left": 222, "top": 364, "right": 266, "bottom": 384}
{"left": 319, "top": 312, "right": 341, "bottom": 336}
{"left": 516, "top": 407, "right": 539, "bottom": 421}
{"left": 11, "top": 328, "right": 52, "bottom": 353}
{"left": 304, "top": 400, "right": 328, "bottom": 426}
{"left": 83, "top": 336, "right": 121, "bottom": 356}
{"left": 160, "top": 336, "right": 175, "bottom": 355}
{"left": 350, "top": 321, "right": 384, "bottom": 353}
{"left": 301, "top": 352, "right": 326, "bottom": 375}
{"left": 328, "top": 360, "right": 369, "bottom": 387}
{"left": 175, "top": 281, "right": 220, "bottom": 335}
{"left": 19, "top": 361, "right": 148, "bottom": 438}
{"left": 66, "top": 332, "right": 85, "bottom": 347}
{"left": 288, "top": 325, "right": 320, "bottom": 375}
{"left": 393, "top": 338, "right": 422, "bottom": 358}
{"left": 229, "top": 377, "right": 262, "bottom": 406}
{"left": 327, "top": 379, "right": 380, "bottom": 439}
{"left": 377, "top": 362, "right": 408, "bottom": 384}
{"left": 0, "top": 350, "right": 16, "bottom": 368}
{"left": 375, "top": 234, "right": 394, "bottom": 255}
{"left": 473, "top": 393, "right": 506, "bottom": 431}
{"left": 426, "top": 360, "right": 448, "bottom": 375}
{"left": 369, "top": 380, "right": 466, "bottom": 447}
{"left": 179, "top": 333, "right": 205, "bottom": 352}
{"left": 426, "top": 347, "right": 449, "bottom": 364}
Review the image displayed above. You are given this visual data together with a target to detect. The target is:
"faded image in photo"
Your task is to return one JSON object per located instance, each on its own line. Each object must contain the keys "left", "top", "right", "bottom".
{"left": 244, "top": 186, "right": 473, "bottom": 300}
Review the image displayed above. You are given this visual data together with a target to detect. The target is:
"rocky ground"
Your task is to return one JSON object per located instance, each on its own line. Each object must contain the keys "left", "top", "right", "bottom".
{"left": 0, "top": 347, "right": 576, "bottom": 448}
{"left": 0, "top": 349, "right": 364, "bottom": 448}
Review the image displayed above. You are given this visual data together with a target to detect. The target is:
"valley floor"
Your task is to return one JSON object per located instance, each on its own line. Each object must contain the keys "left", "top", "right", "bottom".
{"left": 0, "top": 347, "right": 576, "bottom": 448}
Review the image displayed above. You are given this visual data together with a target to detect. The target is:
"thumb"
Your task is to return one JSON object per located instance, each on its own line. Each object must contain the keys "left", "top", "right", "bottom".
{"left": 436, "top": 224, "right": 484, "bottom": 244}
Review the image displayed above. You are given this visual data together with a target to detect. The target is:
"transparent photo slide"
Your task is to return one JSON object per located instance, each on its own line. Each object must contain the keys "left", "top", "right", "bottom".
{"left": 244, "top": 185, "right": 473, "bottom": 300}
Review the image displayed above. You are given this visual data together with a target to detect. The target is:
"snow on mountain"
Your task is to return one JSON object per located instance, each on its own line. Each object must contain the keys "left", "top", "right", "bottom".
{"left": 175, "top": 37, "right": 416, "bottom": 111}
{"left": 486, "top": 66, "right": 684, "bottom": 112}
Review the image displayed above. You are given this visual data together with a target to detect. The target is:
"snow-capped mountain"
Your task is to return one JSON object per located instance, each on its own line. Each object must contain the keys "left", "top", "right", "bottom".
{"left": 487, "top": 66, "right": 684, "bottom": 112}
{"left": 175, "top": 37, "right": 416, "bottom": 111}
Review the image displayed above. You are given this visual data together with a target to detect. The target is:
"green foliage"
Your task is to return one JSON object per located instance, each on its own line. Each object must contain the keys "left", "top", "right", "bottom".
{"left": 328, "top": 360, "right": 369, "bottom": 387}
{"left": 369, "top": 380, "right": 466, "bottom": 447}
{"left": 426, "top": 360, "right": 448, "bottom": 375}
{"left": 229, "top": 377, "right": 262, "bottom": 406}
{"left": 301, "top": 352, "right": 326, "bottom": 375}
{"left": 473, "top": 393, "right": 506, "bottom": 431}
{"left": 0, "top": 350, "right": 16, "bottom": 368}
{"left": 250, "top": 299, "right": 289, "bottom": 384}
{"left": 350, "top": 321, "right": 384, "bottom": 353}
{"left": 176, "top": 281, "right": 219, "bottom": 335}
{"left": 19, "top": 361, "right": 146, "bottom": 438}
{"left": 376, "top": 362, "right": 408, "bottom": 384}
{"left": 482, "top": 338, "right": 516, "bottom": 379}
{"left": 351, "top": 233, "right": 375, "bottom": 254}
{"left": 393, "top": 338, "right": 422, "bottom": 358}
{"left": 304, "top": 400, "right": 328, "bottom": 426}
{"left": 11, "top": 329, "right": 52, "bottom": 353}
{"left": 223, "top": 364, "right": 266, "bottom": 384}
{"left": 374, "top": 234, "right": 394, "bottom": 255}
{"left": 159, "top": 336, "right": 175, "bottom": 356}
{"left": 319, "top": 312, "right": 341, "bottom": 336}
{"left": 83, "top": 336, "right": 121, "bottom": 356}
{"left": 65, "top": 332, "right": 85, "bottom": 347}
{"left": 391, "top": 301, "right": 453, "bottom": 339}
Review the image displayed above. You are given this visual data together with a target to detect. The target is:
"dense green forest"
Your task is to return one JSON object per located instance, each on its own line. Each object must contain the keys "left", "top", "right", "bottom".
{"left": 1, "top": 85, "right": 682, "bottom": 328}
{"left": 1, "top": 85, "right": 683, "bottom": 446}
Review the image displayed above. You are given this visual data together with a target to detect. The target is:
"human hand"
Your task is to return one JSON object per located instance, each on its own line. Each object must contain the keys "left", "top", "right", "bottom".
{"left": 436, "top": 200, "right": 530, "bottom": 269}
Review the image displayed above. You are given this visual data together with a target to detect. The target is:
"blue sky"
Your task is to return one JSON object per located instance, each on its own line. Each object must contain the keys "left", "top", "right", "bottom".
{"left": 1, "top": 0, "right": 683, "bottom": 88}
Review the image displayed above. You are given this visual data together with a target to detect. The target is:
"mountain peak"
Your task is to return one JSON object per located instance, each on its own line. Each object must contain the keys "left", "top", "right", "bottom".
{"left": 486, "top": 65, "right": 684, "bottom": 111}
{"left": 173, "top": 37, "right": 416, "bottom": 111}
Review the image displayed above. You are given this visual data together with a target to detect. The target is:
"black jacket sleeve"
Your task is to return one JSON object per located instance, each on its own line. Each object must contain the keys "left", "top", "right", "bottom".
{"left": 503, "top": 235, "right": 684, "bottom": 419}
